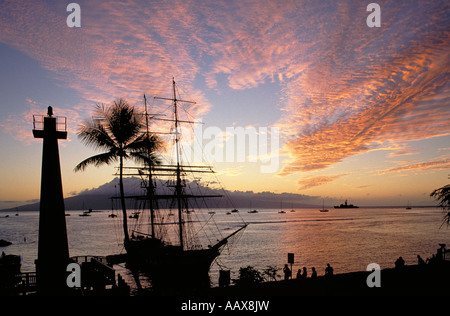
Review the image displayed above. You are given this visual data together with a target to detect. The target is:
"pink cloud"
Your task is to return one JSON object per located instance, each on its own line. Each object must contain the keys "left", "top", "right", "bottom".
{"left": 378, "top": 158, "right": 450, "bottom": 175}
{"left": 297, "top": 174, "right": 348, "bottom": 190}
{"left": 0, "top": 0, "right": 448, "bottom": 177}
{"left": 277, "top": 1, "right": 450, "bottom": 175}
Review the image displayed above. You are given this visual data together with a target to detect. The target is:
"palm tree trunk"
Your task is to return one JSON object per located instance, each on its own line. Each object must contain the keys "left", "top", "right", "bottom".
{"left": 119, "top": 154, "right": 129, "bottom": 244}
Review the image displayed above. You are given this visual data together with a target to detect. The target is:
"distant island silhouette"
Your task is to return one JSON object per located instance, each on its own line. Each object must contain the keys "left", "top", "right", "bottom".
{"left": 0, "top": 177, "right": 316, "bottom": 212}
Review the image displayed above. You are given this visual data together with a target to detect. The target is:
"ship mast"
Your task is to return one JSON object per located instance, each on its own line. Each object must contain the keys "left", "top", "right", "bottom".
{"left": 143, "top": 94, "right": 156, "bottom": 238}
{"left": 154, "top": 78, "right": 196, "bottom": 250}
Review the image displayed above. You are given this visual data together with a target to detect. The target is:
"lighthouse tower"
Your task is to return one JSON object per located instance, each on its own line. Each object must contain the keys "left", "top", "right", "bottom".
{"left": 33, "top": 106, "right": 70, "bottom": 295}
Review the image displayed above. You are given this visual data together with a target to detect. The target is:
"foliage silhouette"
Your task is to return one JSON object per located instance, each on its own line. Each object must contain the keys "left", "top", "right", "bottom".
{"left": 430, "top": 183, "right": 450, "bottom": 228}
{"left": 74, "top": 99, "right": 162, "bottom": 242}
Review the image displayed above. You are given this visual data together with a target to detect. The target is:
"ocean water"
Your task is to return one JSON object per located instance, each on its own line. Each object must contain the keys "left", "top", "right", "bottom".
{"left": 1, "top": 207, "right": 449, "bottom": 290}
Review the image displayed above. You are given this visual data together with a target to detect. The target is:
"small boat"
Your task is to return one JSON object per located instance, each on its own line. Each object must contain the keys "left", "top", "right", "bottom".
{"left": 79, "top": 203, "right": 92, "bottom": 216}
{"left": 278, "top": 202, "right": 285, "bottom": 213}
{"left": 319, "top": 199, "right": 329, "bottom": 212}
{"left": 129, "top": 212, "right": 139, "bottom": 219}
{"left": 108, "top": 213, "right": 117, "bottom": 218}
{"left": 248, "top": 210, "right": 258, "bottom": 214}
{"left": 231, "top": 209, "right": 239, "bottom": 213}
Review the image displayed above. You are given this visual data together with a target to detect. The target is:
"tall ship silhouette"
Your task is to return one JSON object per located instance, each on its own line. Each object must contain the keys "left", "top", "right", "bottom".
{"left": 110, "top": 79, "right": 247, "bottom": 290}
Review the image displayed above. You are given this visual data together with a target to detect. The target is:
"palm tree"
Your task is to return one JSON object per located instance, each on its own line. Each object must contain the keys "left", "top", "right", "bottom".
{"left": 430, "top": 183, "right": 450, "bottom": 228}
{"left": 74, "top": 99, "right": 162, "bottom": 243}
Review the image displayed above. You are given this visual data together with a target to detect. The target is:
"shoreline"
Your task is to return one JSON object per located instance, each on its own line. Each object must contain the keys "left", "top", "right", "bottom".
{"left": 0, "top": 205, "right": 442, "bottom": 213}
{"left": 203, "top": 262, "right": 450, "bottom": 296}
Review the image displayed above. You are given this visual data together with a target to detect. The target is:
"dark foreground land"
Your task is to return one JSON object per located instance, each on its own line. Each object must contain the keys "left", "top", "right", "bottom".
{"left": 204, "top": 263, "right": 450, "bottom": 296}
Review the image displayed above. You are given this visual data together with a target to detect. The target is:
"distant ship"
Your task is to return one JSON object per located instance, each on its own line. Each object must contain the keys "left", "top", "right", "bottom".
{"left": 334, "top": 200, "right": 359, "bottom": 209}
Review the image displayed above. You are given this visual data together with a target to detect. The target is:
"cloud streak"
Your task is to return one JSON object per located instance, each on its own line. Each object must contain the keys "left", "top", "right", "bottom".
{"left": 277, "top": 0, "right": 450, "bottom": 175}
{"left": 379, "top": 158, "right": 450, "bottom": 175}
{"left": 297, "top": 173, "right": 348, "bottom": 190}
{"left": 0, "top": 0, "right": 448, "bottom": 185}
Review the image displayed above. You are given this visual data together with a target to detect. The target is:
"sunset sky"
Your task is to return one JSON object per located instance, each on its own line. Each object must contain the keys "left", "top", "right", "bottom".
{"left": 0, "top": 0, "right": 449, "bottom": 209}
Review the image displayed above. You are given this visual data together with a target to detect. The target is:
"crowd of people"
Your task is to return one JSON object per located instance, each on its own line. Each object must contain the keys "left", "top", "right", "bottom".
{"left": 282, "top": 263, "right": 334, "bottom": 281}
{"left": 283, "top": 244, "right": 449, "bottom": 281}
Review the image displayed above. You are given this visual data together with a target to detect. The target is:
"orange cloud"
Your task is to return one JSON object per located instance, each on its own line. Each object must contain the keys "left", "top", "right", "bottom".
{"left": 297, "top": 174, "right": 348, "bottom": 190}
{"left": 277, "top": 1, "right": 450, "bottom": 175}
{"left": 378, "top": 158, "right": 450, "bottom": 175}
{"left": 1, "top": 0, "right": 449, "bottom": 174}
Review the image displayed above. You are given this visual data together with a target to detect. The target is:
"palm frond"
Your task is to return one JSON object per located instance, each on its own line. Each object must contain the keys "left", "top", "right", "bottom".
{"left": 431, "top": 184, "right": 450, "bottom": 211}
{"left": 77, "top": 118, "right": 117, "bottom": 150}
{"left": 74, "top": 151, "right": 118, "bottom": 172}
{"left": 124, "top": 133, "right": 164, "bottom": 152}
{"left": 128, "top": 151, "right": 162, "bottom": 166}
{"left": 106, "top": 99, "right": 144, "bottom": 146}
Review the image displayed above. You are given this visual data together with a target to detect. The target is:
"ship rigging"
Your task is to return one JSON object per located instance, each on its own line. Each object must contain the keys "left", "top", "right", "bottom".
{"left": 109, "top": 78, "right": 247, "bottom": 290}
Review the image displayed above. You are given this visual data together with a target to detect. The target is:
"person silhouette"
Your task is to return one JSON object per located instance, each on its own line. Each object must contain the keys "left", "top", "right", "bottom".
{"left": 283, "top": 264, "right": 291, "bottom": 280}
{"left": 325, "top": 263, "right": 334, "bottom": 276}
{"left": 395, "top": 256, "right": 405, "bottom": 269}
{"left": 311, "top": 267, "right": 317, "bottom": 278}
{"left": 417, "top": 255, "right": 425, "bottom": 265}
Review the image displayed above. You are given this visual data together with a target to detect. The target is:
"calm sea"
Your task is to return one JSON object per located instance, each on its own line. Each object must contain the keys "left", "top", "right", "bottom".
{"left": 1, "top": 207, "right": 449, "bottom": 290}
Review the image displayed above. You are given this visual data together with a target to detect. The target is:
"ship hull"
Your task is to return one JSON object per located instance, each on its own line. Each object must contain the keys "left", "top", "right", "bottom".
{"left": 124, "top": 238, "right": 220, "bottom": 290}
{"left": 334, "top": 206, "right": 359, "bottom": 208}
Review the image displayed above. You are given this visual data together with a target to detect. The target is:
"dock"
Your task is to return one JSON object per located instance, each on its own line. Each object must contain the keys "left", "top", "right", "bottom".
{"left": 1, "top": 255, "right": 130, "bottom": 296}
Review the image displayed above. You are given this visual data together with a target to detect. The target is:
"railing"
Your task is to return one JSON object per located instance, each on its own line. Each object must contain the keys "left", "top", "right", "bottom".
{"left": 14, "top": 272, "right": 37, "bottom": 294}
{"left": 32, "top": 115, "right": 67, "bottom": 132}
{"left": 70, "top": 255, "right": 108, "bottom": 265}
{"left": 71, "top": 256, "right": 116, "bottom": 288}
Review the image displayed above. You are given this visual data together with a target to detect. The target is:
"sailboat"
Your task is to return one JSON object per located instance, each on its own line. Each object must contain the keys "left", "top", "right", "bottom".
{"left": 248, "top": 200, "right": 258, "bottom": 213}
{"left": 278, "top": 201, "right": 286, "bottom": 213}
{"left": 319, "top": 199, "right": 328, "bottom": 212}
{"left": 110, "top": 79, "right": 247, "bottom": 289}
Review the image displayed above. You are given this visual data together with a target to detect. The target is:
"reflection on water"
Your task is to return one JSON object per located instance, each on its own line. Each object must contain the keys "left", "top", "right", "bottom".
{"left": 0, "top": 208, "right": 448, "bottom": 290}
